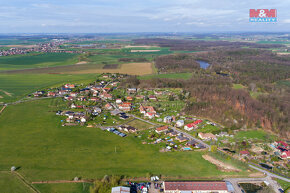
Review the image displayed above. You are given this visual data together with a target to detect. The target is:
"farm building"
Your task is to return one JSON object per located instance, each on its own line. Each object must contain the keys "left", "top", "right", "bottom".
{"left": 163, "top": 181, "right": 230, "bottom": 193}
{"left": 111, "top": 186, "right": 130, "bottom": 193}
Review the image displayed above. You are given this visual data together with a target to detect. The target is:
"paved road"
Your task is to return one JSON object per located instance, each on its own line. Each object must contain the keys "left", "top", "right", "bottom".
{"left": 170, "top": 126, "right": 210, "bottom": 148}
{"left": 249, "top": 164, "right": 290, "bottom": 182}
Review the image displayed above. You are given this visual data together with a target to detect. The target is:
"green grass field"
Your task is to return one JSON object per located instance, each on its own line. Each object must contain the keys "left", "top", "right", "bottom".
{"left": 0, "top": 99, "right": 246, "bottom": 184}
{"left": 235, "top": 130, "right": 276, "bottom": 141}
{"left": 0, "top": 74, "right": 98, "bottom": 103}
{"left": 0, "top": 172, "right": 33, "bottom": 193}
{"left": 139, "top": 73, "right": 192, "bottom": 80}
{"left": 0, "top": 53, "right": 79, "bottom": 71}
{"left": 33, "top": 183, "right": 91, "bottom": 193}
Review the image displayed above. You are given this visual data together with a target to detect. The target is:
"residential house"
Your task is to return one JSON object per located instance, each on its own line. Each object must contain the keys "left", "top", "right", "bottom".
{"left": 118, "top": 103, "right": 132, "bottom": 111}
{"left": 136, "top": 95, "right": 145, "bottom": 100}
{"left": 64, "top": 84, "right": 75, "bottom": 89}
{"left": 176, "top": 135, "right": 189, "bottom": 142}
{"left": 163, "top": 116, "right": 173, "bottom": 123}
{"left": 105, "top": 103, "right": 113, "bottom": 110}
{"left": 126, "top": 96, "right": 133, "bottom": 101}
{"left": 184, "top": 120, "right": 203, "bottom": 131}
{"left": 47, "top": 92, "right": 56, "bottom": 97}
{"left": 111, "top": 109, "right": 121, "bottom": 116}
{"left": 116, "top": 99, "right": 122, "bottom": 104}
{"left": 127, "top": 88, "right": 137, "bottom": 94}
{"left": 155, "top": 125, "right": 169, "bottom": 134}
{"left": 148, "top": 95, "right": 157, "bottom": 101}
{"left": 239, "top": 150, "right": 250, "bottom": 158}
{"left": 103, "top": 93, "right": 113, "bottom": 100}
{"left": 176, "top": 120, "right": 184, "bottom": 127}
{"left": 168, "top": 130, "right": 178, "bottom": 137}
{"left": 281, "top": 150, "right": 290, "bottom": 159}
{"left": 145, "top": 112, "right": 155, "bottom": 119}
{"left": 186, "top": 140, "right": 198, "bottom": 147}
{"left": 198, "top": 132, "right": 217, "bottom": 141}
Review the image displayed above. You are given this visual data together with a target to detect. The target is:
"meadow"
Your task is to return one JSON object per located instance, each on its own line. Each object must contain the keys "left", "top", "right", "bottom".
{"left": 0, "top": 74, "right": 98, "bottom": 103}
{"left": 0, "top": 172, "right": 33, "bottom": 193}
{"left": 0, "top": 99, "right": 248, "bottom": 184}
{"left": 0, "top": 53, "right": 79, "bottom": 71}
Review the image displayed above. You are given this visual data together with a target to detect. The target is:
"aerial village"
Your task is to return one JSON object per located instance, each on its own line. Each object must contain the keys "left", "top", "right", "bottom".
{"left": 30, "top": 73, "right": 290, "bottom": 191}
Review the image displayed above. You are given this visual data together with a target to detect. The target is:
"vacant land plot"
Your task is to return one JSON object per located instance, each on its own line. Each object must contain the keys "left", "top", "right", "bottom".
{"left": 0, "top": 53, "right": 79, "bottom": 71}
{"left": 0, "top": 99, "right": 248, "bottom": 183}
{"left": 0, "top": 172, "right": 33, "bottom": 193}
{"left": 202, "top": 155, "right": 241, "bottom": 172}
{"left": 67, "top": 62, "right": 153, "bottom": 75}
{"left": 0, "top": 74, "right": 97, "bottom": 103}
{"left": 127, "top": 119, "right": 153, "bottom": 130}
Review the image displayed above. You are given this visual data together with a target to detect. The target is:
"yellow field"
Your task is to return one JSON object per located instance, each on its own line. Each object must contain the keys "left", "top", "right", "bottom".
{"left": 64, "top": 62, "right": 153, "bottom": 75}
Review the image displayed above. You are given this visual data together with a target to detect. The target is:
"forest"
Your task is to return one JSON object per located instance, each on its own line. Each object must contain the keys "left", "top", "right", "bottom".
{"left": 123, "top": 47, "right": 290, "bottom": 138}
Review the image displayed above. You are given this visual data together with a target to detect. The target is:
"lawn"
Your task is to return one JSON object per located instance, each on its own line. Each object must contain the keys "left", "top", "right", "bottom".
{"left": 0, "top": 73, "right": 98, "bottom": 103}
{"left": 33, "top": 182, "right": 92, "bottom": 193}
{"left": 0, "top": 172, "right": 33, "bottom": 193}
{"left": 139, "top": 73, "right": 192, "bottom": 80}
{"left": 235, "top": 130, "right": 276, "bottom": 142}
{"left": 0, "top": 99, "right": 246, "bottom": 184}
{"left": 232, "top": 84, "right": 246, "bottom": 89}
{"left": 0, "top": 53, "right": 79, "bottom": 71}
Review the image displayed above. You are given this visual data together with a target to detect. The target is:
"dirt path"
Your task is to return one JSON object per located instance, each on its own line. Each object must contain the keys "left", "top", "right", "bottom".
{"left": 0, "top": 89, "right": 12, "bottom": 97}
{"left": 0, "top": 105, "right": 6, "bottom": 114}
{"left": 203, "top": 154, "right": 241, "bottom": 172}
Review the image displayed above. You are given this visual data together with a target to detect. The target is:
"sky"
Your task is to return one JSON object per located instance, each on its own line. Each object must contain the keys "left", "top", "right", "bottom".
{"left": 0, "top": 0, "right": 290, "bottom": 33}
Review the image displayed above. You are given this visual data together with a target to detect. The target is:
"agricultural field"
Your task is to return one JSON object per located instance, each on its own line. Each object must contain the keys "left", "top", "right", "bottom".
{"left": 66, "top": 62, "right": 153, "bottom": 75}
{"left": 0, "top": 74, "right": 98, "bottom": 103}
{"left": 0, "top": 172, "right": 33, "bottom": 193}
{"left": 0, "top": 53, "right": 79, "bottom": 71}
{"left": 0, "top": 99, "right": 249, "bottom": 184}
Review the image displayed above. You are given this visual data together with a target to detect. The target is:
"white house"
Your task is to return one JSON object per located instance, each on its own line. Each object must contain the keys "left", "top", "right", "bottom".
{"left": 176, "top": 120, "right": 184, "bottom": 127}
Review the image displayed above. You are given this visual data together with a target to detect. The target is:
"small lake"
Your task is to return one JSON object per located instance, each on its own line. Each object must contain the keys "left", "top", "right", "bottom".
{"left": 197, "top": 60, "right": 210, "bottom": 69}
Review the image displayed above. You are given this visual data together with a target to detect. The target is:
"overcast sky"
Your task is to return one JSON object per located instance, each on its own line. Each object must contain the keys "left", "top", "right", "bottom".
{"left": 1, "top": 0, "right": 290, "bottom": 33}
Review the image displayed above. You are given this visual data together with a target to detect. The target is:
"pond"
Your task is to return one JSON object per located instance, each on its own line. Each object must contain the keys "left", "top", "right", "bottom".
{"left": 197, "top": 60, "right": 211, "bottom": 69}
